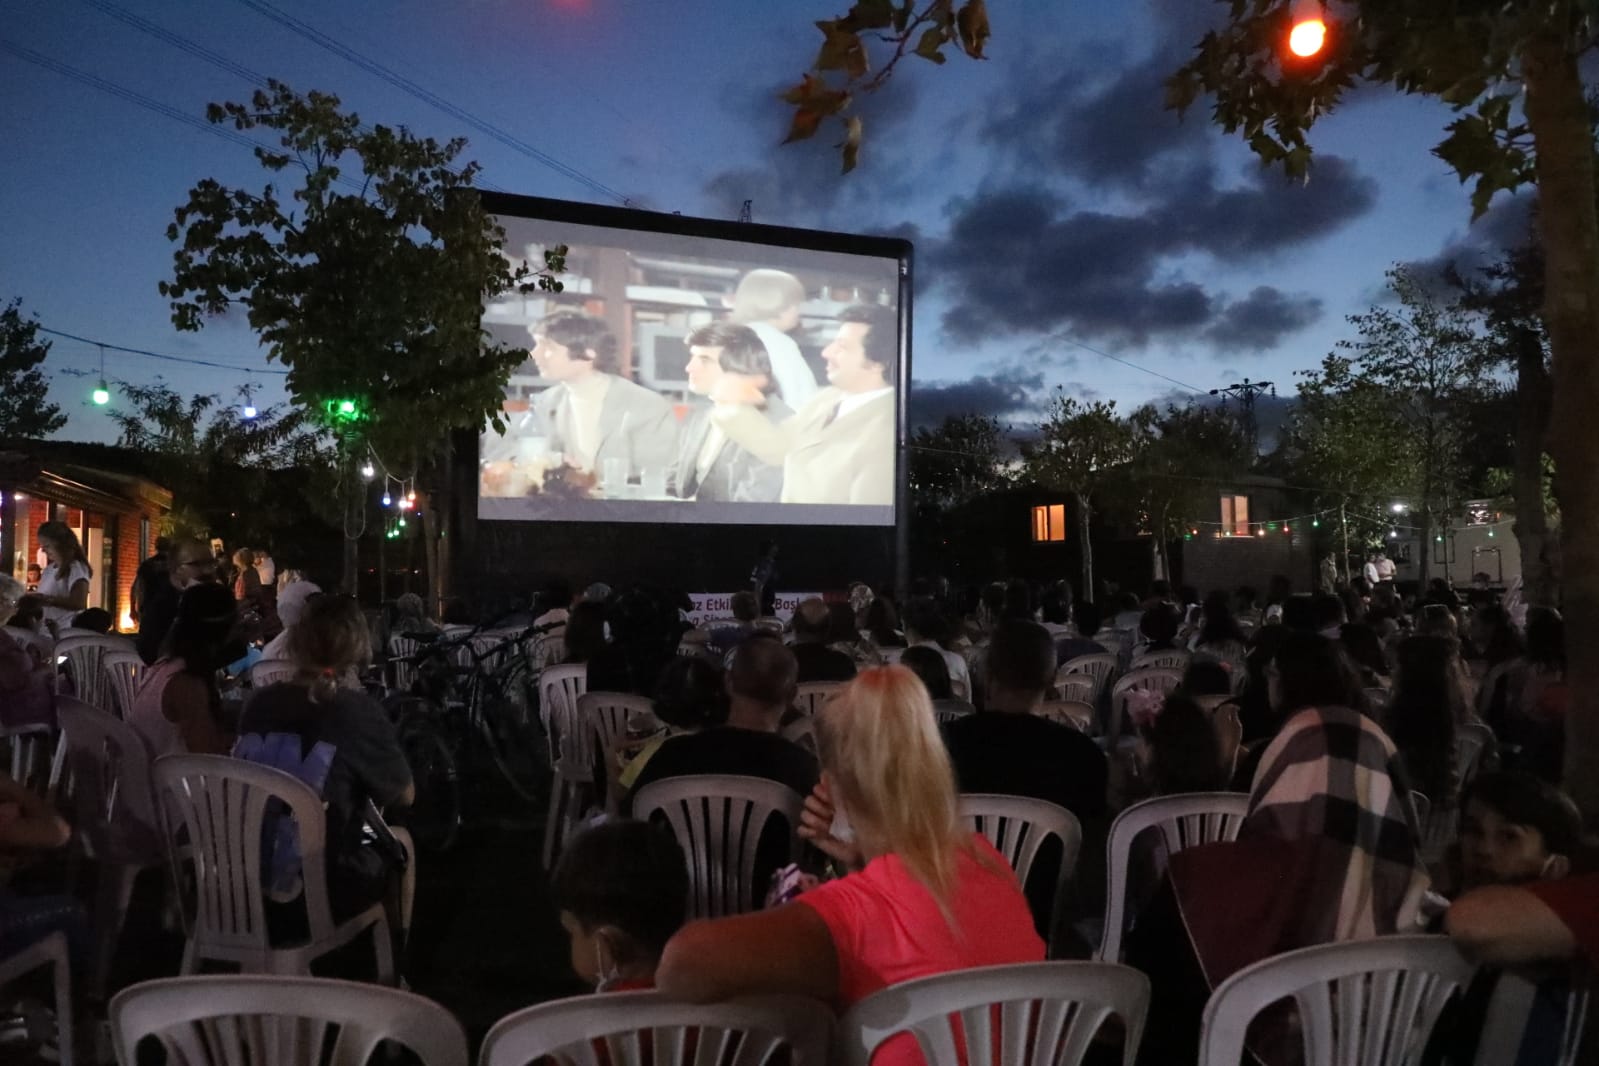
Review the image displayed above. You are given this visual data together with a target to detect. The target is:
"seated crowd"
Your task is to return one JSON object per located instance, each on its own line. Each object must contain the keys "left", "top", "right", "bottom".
{"left": 0, "top": 557, "right": 1594, "bottom": 1065}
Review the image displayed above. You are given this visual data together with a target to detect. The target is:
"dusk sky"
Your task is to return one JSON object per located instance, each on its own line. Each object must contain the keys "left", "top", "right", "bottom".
{"left": 2, "top": 0, "right": 1529, "bottom": 442}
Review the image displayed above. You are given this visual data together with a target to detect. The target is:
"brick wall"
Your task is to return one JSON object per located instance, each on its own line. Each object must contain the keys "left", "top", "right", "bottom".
{"left": 115, "top": 512, "right": 144, "bottom": 631}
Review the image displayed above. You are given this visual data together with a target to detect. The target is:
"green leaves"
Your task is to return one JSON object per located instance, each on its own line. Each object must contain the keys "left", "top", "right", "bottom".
{"left": 0, "top": 299, "right": 67, "bottom": 439}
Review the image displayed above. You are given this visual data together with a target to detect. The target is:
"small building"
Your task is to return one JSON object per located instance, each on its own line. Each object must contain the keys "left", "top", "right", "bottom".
{"left": 1176, "top": 475, "right": 1318, "bottom": 596}
{"left": 0, "top": 443, "right": 173, "bottom": 631}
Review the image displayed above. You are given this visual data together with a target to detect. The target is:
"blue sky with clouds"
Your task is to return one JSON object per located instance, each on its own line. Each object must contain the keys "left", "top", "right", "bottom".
{"left": 1, "top": 0, "right": 1523, "bottom": 441}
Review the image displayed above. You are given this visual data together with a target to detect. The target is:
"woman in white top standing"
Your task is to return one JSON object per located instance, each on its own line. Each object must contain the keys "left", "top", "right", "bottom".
{"left": 34, "top": 520, "right": 92, "bottom": 628}
{"left": 728, "top": 269, "right": 818, "bottom": 409}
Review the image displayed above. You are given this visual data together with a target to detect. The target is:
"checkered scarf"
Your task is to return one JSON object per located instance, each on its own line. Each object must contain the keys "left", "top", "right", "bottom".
{"left": 1169, "top": 705, "right": 1431, "bottom": 988}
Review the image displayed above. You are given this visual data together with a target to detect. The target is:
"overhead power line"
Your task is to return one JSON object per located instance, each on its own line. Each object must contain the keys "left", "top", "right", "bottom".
{"left": 232, "top": 0, "right": 632, "bottom": 206}
{"left": 37, "top": 326, "right": 290, "bottom": 376}
{"left": 74, "top": 0, "right": 508, "bottom": 194}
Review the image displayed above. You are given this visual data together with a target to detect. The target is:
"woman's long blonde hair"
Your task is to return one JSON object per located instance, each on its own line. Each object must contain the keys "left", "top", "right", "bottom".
{"left": 815, "top": 665, "right": 970, "bottom": 911}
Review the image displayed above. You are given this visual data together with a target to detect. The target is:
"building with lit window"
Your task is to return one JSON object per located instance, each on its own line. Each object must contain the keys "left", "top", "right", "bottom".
{"left": 0, "top": 443, "right": 172, "bottom": 631}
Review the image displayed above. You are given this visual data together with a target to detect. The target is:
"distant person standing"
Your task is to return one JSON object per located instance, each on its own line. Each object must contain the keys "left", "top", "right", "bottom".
{"left": 1319, "top": 551, "right": 1339, "bottom": 593}
{"left": 131, "top": 535, "right": 172, "bottom": 628}
{"left": 137, "top": 538, "right": 218, "bottom": 664}
{"left": 253, "top": 548, "right": 276, "bottom": 588}
{"left": 751, "top": 540, "right": 780, "bottom": 617}
{"left": 1376, "top": 549, "right": 1398, "bottom": 585}
{"left": 1363, "top": 552, "right": 1382, "bottom": 588}
{"left": 727, "top": 268, "right": 819, "bottom": 408}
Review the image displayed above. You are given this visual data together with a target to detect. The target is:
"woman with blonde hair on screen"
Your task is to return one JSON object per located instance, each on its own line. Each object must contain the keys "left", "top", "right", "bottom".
{"left": 656, "top": 665, "right": 1043, "bottom": 1066}
{"left": 728, "top": 268, "right": 818, "bottom": 408}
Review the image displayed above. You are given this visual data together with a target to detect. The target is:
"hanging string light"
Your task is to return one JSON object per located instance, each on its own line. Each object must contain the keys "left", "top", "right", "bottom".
{"left": 91, "top": 344, "right": 110, "bottom": 406}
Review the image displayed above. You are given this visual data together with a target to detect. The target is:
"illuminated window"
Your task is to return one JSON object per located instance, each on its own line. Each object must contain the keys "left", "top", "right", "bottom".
{"left": 1032, "top": 504, "right": 1066, "bottom": 543}
{"left": 1220, "top": 494, "right": 1250, "bottom": 536}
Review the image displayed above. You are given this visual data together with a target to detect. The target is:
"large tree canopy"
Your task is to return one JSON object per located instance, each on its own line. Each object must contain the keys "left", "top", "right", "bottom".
{"left": 0, "top": 300, "right": 66, "bottom": 440}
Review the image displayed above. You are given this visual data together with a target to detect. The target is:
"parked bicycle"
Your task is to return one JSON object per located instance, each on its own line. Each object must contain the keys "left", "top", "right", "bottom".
{"left": 386, "top": 624, "right": 556, "bottom": 854}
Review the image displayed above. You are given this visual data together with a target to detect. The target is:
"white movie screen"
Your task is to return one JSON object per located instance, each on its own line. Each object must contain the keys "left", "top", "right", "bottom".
{"left": 477, "top": 209, "right": 904, "bottom": 526}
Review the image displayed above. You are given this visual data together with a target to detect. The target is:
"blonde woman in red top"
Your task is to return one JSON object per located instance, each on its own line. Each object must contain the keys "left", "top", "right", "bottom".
{"left": 657, "top": 665, "right": 1044, "bottom": 1066}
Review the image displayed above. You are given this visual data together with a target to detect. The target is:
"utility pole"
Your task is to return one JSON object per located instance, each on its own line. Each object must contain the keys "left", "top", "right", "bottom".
{"left": 1210, "top": 377, "right": 1275, "bottom": 455}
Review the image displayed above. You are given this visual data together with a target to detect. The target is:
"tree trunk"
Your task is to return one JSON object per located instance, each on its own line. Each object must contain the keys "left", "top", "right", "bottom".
{"left": 1512, "top": 329, "right": 1557, "bottom": 606}
{"left": 1418, "top": 506, "right": 1432, "bottom": 588}
{"left": 1076, "top": 493, "right": 1094, "bottom": 599}
{"left": 1522, "top": 37, "right": 1599, "bottom": 822}
{"left": 1340, "top": 501, "right": 1351, "bottom": 584}
{"left": 421, "top": 507, "right": 441, "bottom": 619}
{"left": 1157, "top": 502, "right": 1172, "bottom": 587}
{"left": 340, "top": 440, "right": 359, "bottom": 597}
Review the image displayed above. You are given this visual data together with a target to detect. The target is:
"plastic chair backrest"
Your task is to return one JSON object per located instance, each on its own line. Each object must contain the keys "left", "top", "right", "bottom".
{"left": 1054, "top": 674, "right": 1097, "bottom": 704}
{"left": 1059, "top": 653, "right": 1118, "bottom": 703}
{"left": 577, "top": 692, "right": 656, "bottom": 770}
{"left": 1130, "top": 649, "right": 1191, "bottom": 673}
{"left": 481, "top": 990, "right": 834, "bottom": 1066}
{"left": 153, "top": 754, "right": 335, "bottom": 958}
{"left": 388, "top": 634, "right": 422, "bottom": 694}
{"left": 841, "top": 961, "right": 1151, "bottom": 1066}
{"left": 57, "top": 696, "right": 160, "bottom": 862}
{"left": 1197, "top": 936, "right": 1476, "bottom": 1066}
{"left": 960, "top": 794, "right": 1083, "bottom": 954}
{"left": 1107, "top": 668, "right": 1183, "bottom": 742}
{"left": 1100, "top": 792, "right": 1251, "bottom": 963}
{"left": 249, "top": 658, "right": 297, "bottom": 688}
{"left": 1034, "top": 701, "right": 1095, "bottom": 733}
{"left": 632, "top": 774, "right": 805, "bottom": 919}
{"left": 111, "top": 974, "right": 468, "bottom": 1066}
{"left": 793, "top": 681, "right": 844, "bottom": 718}
{"left": 1473, "top": 967, "right": 1591, "bottom": 1066}
{"left": 531, "top": 631, "right": 568, "bottom": 671}
{"left": 101, "top": 650, "right": 143, "bottom": 719}
{"left": 539, "top": 663, "right": 590, "bottom": 769}
{"left": 56, "top": 634, "right": 134, "bottom": 712}
{"left": 0, "top": 723, "right": 56, "bottom": 797}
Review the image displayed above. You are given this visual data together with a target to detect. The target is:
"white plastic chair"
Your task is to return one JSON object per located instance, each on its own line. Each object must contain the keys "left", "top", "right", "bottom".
{"left": 960, "top": 794, "right": 1083, "bottom": 956}
{"left": 793, "top": 680, "right": 844, "bottom": 717}
{"left": 530, "top": 630, "right": 568, "bottom": 671}
{"left": 111, "top": 974, "right": 467, "bottom": 1066}
{"left": 841, "top": 961, "right": 1151, "bottom": 1066}
{"left": 481, "top": 990, "right": 835, "bottom": 1066}
{"left": 539, "top": 663, "right": 593, "bottom": 869}
{"left": 101, "top": 649, "right": 143, "bottom": 719}
{"left": 153, "top": 754, "right": 393, "bottom": 980}
{"left": 1474, "top": 967, "right": 1591, "bottom": 1066}
{"left": 1129, "top": 648, "right": 1191, "bottom": 673}
{"left": 0, "top": 722, "right": 59, "bottom": 797}
{"left": 1107, "top": 668, "right": 1183, "bottom": 744}
{"left": 578, "top": 691, "right": 656, "bottom": 809}
{"left": 56, "top": 633, "right": 134, "bottom": 712}
{"left": 388, "top": 634, "right": 423, "bottom": 694}
{"left": 1059, "top": 653, "right": 1118, "bottom": 704}
{"left": 1099, "top": 792, "right": 1251, "bottom": 963}
{"left": 632, "top": 774, "right": 805, "bottom": 919}
{"left": 1034, "top": 701, "right": 1096, "bottom": 733}
{"left": 1197, "top": 936, "right": 1475, "bottom": 1066}
{"left": 1052, "top": 674, "right": 1097, "bottom": 704}
{"left": 249, "top": 658, "right": 297, "bottom": 688}
{"left": 0, "top": 931, "right": 73, "bottom": 1066}
{"left": 1457, "top": 721, "right": 1496, "bottom": 785}
{"left": 57, "top": 697, "right": 164, "bottom": 994}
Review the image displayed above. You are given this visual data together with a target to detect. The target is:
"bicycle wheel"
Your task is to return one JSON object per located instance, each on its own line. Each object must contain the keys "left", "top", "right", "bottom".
{"left": 397, "top": 712, "right": 463, "bottom": 854}
{"left": 477, "top": 688, "right": 549, "bottom": 804}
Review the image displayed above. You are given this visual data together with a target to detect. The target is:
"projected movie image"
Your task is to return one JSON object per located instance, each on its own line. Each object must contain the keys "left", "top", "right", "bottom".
{"left": 477, "top": 209, "right": 906, "bottom": 526}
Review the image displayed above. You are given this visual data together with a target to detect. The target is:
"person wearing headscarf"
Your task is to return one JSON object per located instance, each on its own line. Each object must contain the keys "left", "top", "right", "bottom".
{"left": 1128, "top": 703, "right": 1429, "bottom": 1065}
{"left": 260, "top": 580, "right": 322, "bottom": 661}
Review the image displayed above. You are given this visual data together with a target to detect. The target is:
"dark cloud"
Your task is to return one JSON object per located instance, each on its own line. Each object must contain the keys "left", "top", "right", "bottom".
{"left": 1204, "top": 287, "right": 1324, "bottom": 353}
{"left": 927, "top": 157, "right": 1375, "bottom": 346}
{"left": 908, "top": 364, "right": 1049, "bottom": 430}
{"left": 1406, "top": 193, "right": 1534, "bottom": 292}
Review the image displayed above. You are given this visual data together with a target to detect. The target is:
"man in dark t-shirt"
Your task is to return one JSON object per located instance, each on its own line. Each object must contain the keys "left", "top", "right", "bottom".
{"left": 628, "top": 636, "right": 817, "bottom": 892}
{"left": 944, "top": 619, "right": 1109, "bottom": 945}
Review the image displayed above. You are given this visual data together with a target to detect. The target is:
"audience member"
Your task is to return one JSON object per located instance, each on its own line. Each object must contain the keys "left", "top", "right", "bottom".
{"left": 1129, "top": 703, "right": 1428, "bottom": 1064}
{"left": 903, "top": 597, "right": 970, "bottom": 698}
{"left": 1385, "top": 635, "right": 1473, "bottom": 821}
{"left": 0, "top": 575, "right": 53, "bottom": 729}
{"left": 253, "top": 548, "right": 276, "bottom": 588}
{"left": 1137, "top": 605, "right": 1180, "bottom": 654}
{"left": 69, "top": 607, "right": 113, "bottom": 634}
{"left": 1311, "top": 592, "right": 1346, "bottom": 639}
{"left": 137, "top": 538, "right": 217, "bottom": 664}
{"left": 826, "top": 599, "right": 881, "bottom": 667}
{"left": 1054, "top": 600, "right": 1107, "bottom": 663}
{"left": 128, "top": 583, "right": 239, "bottom": 758}
{"left": 656, "top": 665, "right": 1044, "bottom": 1066}
{"left": 34, "top": 521, "right": 93, "bottom": 628}
{"left": 617, "top": 656, "right": 728, "bottom": 793}
{"left": 1139, "top": 693, "right": 1231, "bottom": 796}
{"left": 899, "top": 644, "right": 973, "bottom": 721}
{"left": 1339, "top": 622, "right": 1391, "bottom": 690}
{"left": 628, "top": 636, "right": 816, "bottom": 801}
{"left": 944, "top": 620, "right": 1107, "bottom": 823}
{"left": 1485, "top": 607, "right": 1566, "bottom": 782}
{"left": 789, "top": 597, "right": 856, "bottom": 682}
{"left": 587, "top": 586, "right": 682, "bottom": 697}
{"left": 707, "top": 591, "right": 760, "bottom": 656}
{"left": 1191, "top": 594, "right": 1247, "bottom": 670}
{"left": 564, "top": 601, "right": 610, "bottom": 668}
{"left": 390, "top": 592, "right": 441, "bottom": 637}
{"left": 862, "top": 596, "right": 905, "bottom": 650}
{"left": 1231, "top": 631, "right": 1366, "bottom": 790}
{"left": 235, "top": 595, "right": 414, "bottom": 928}
{"left": 551, "top": 820, "right": 689, "bottom": 992}
{"left": 261, "top": 579, "right": 322, "bottom": 661}
{"left": 129, "top": 535, "right": 171, "bottom": 628}
{"left": 1456, "top": 772, "right": 1580, "bottom": 892}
